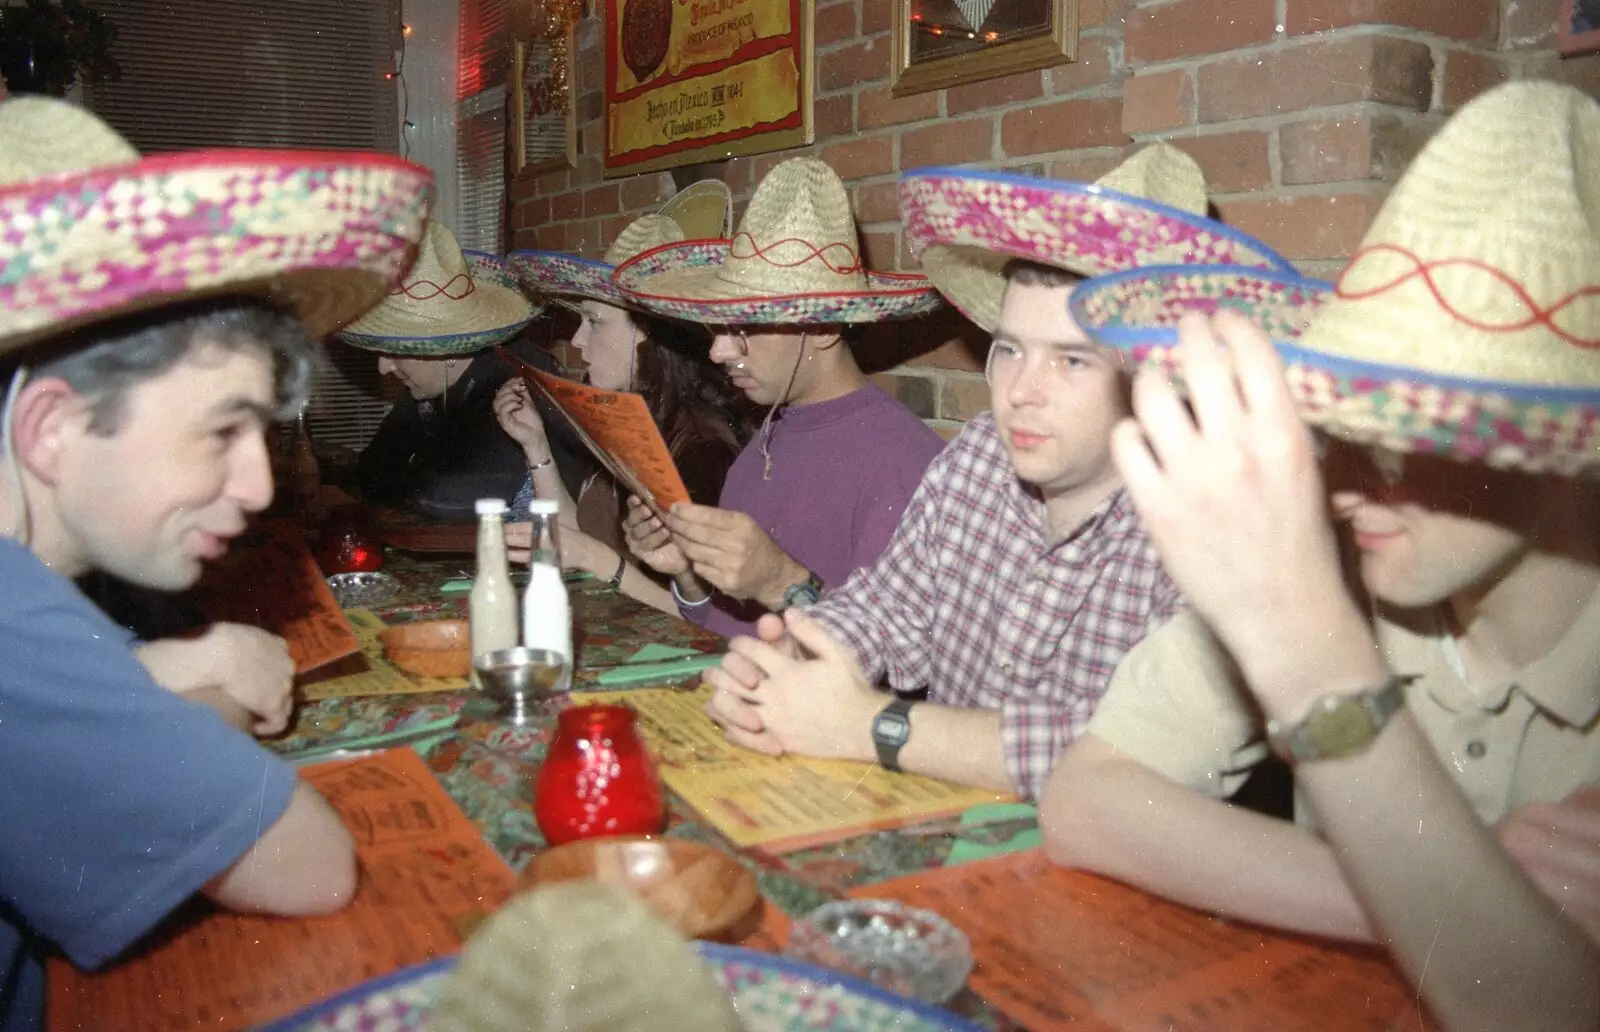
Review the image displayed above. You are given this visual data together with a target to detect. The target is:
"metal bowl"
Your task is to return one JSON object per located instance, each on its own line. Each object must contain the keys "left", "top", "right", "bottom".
{"left": 474, "top": 647, "right": 569, "bottom": 726}
{"left": 326, "top": 570, "right": 399, "bottom": 609}
{"left": 786, "top": 899, "right": 973, "bottom": 1005}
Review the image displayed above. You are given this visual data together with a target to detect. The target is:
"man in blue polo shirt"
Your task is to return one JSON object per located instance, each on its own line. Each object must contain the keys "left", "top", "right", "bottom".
{"left": 0, "top": 97, "right": 433, "bottom": 1030}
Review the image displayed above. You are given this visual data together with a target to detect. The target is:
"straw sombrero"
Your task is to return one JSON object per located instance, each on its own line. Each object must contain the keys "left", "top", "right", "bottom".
{"left": 900, "top": 143, "right": 1295, "bottom": 332}
{"left": 338, "top": 219, "right": 536, "bottom": 356}
{"left": 0, "top": 97, "right": 434, "bottom": 353}
{"left": 612, "top": 157, "right": 943, "bottom": 324}
{"left": 1071, "top": 83, "right": 1600, "bottom": 478}
{"left": 508, "top": 179, "right": 732, "bottom": 310}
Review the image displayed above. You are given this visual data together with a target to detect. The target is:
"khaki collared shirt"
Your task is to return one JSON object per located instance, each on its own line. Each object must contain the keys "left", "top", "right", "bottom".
{"left": 1088, "top": 594, "right": 1600, "bottom": 823}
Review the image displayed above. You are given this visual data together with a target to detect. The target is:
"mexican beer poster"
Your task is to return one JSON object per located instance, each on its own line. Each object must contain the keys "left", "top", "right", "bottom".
{"left": 605, "top": 0, "right": 814, "bottom": 176}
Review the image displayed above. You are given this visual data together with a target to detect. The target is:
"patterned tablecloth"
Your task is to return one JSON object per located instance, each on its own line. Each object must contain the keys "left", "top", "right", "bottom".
{"left": 270, "top": 553, "right": 1014, "bottom": 1029}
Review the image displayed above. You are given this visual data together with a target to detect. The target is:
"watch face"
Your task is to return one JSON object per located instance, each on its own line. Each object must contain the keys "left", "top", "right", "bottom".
{"left": 1306, "top": 699, "right": 1377, "bottom": 759}
{"left": 874, "top": 712, "right": 911, "bottom": 748}
{"left": 784, "top": 582, "right": 821, "bottom": 608}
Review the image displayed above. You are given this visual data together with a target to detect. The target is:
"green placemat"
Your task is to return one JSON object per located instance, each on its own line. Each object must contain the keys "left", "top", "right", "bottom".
{"left": 946, "top": 802, "right": 1042, "bottom": 865}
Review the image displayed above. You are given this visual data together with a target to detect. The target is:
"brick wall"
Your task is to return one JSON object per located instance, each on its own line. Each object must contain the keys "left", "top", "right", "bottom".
{"left": 511, "top": 0, "right": 1593, "bottom": 428}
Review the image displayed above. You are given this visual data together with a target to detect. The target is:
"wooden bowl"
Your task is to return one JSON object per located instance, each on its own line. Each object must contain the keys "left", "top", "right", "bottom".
{"left": 379, "top": 619, "right": 471, "bottom": 678}
{"left": 519, "top": 837, "right": 761, "bottom": 943}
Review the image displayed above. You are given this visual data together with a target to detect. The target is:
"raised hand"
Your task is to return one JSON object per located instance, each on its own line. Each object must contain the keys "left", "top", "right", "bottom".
{"left": 493, "top": 379, "right": 551, "bottom": 458}
{"left": 622, "top": 495, "right": 690, "bottom": 576}
{"left": 665, "top": 503, "right": 807, "bottom": 610}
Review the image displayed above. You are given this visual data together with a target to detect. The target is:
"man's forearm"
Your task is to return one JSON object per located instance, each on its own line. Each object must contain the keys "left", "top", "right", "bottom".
{"left": 896, "top": 704, "right": 1012, "bottom": 794}
{"left": 1040, "top": 736, "right": 1373, "bottom": 941}
{"left": 1298, "top": 714, "right": 1600, "bottom": 1032}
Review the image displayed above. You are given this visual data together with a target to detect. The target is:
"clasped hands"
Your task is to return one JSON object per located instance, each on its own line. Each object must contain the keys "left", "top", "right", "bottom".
{"left": 702, "top": 609, "right": 881, "bottom": 763}
{"left": 621, "top": 496, "right": 807, "bottom": 611}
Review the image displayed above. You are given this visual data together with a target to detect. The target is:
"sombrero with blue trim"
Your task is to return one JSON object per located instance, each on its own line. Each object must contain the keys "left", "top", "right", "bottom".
{"left": 900, "top": 143, "right": 1296, "bottom": 332}
{"left": 612, "top": 157, "right": 943, "bottom": 324}
{"left": 338, "top": 219, "right": 535, "bottom": 356}
{"left": 0, "top": 96, "right": 434, "bottom": 353}
{"left": 1072, "top": 82, "right": 1600, "bottom": 478}
{"left": 509, "top": 180, "right": 733, "bottom": 310}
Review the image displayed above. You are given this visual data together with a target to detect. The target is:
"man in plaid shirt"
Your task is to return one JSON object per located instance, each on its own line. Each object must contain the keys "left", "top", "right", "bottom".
{"left": 704, "top": 148, "right": 1204, "bottom": 799}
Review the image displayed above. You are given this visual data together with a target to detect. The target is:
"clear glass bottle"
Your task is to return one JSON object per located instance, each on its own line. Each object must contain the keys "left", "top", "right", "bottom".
{"left": 521, "top": 499, "right": 572, "bottom": 693}
{"left": 469, "top": 498, "right": 519, "bottom": 690}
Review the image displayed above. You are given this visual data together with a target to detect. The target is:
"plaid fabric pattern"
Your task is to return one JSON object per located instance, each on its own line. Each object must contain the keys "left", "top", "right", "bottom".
{"left": 807, "top": 412, "right": 1184, "bottom": 799}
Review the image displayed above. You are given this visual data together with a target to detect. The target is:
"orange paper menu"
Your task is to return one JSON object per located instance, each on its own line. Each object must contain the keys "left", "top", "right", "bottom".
{"left": 47, "top": 749, "right": 516, "bottom": 1032}
{"left": 852, "top": 851, "right": 1439, "bottom": 1032}
{"left": 499, "top": 347, "right": 689, "bottom": 516}
{"left": 192, "top": 519, "right": 360, "bottom": 673}
{"left": 584, "top": 684, "right": 1011, "bottom": 852}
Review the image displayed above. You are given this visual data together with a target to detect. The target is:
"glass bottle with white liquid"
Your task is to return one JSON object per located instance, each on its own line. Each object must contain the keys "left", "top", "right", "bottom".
{"left": 521, "top": 499, "right": 572, "bottom": 693}
{"left": 468, "top": 498, "right": 518, "bottom": 689}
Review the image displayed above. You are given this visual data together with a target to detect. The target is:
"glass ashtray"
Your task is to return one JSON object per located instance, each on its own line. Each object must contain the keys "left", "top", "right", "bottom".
{"left": 326, "top": 571, "right": 400, "bottom": 609}
{"left": 785, "top": 899, "right": 973, "bottom": 1005}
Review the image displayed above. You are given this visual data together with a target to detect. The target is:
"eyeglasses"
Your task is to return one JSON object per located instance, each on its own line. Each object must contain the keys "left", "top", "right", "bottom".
{"left": 714, "top": 327, "right": 751, "bottom": 357}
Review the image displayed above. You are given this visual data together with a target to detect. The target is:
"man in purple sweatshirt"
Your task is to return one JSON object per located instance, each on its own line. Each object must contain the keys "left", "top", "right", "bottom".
{"left": 615, "top": 157, "right": 946, "bottom": 638}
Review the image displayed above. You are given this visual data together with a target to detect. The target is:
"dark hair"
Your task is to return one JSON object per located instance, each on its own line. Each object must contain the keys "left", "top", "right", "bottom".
{"left": 633, "top": 315, "right": 756, "bottom": 451}
{"left": 1001, "top": 259, "right": 1081, "bottom": 289}
{"left": 2, "top": 297, "right": 314, "bottom": 434}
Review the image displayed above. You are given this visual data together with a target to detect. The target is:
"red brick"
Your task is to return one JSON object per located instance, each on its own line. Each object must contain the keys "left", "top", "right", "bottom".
{"left": 858, "top": 86, "right": 940, "bottom": 129}
{"left": 1000, "top": 98, "right": 1128, "bottom": 157}
{"left": 1124, "top": 0, "right": 1277, "bottom": 64}
{"left": 1197, "top": 35, "right": 1433, "bottom": 123}
{"left": 814, "top": 0, "right": 858, "bottom": 46}
{"left": 901, "top": 118, "right": 993, "bottom": 168}
{"left": 620, "top": 174, "right": 666, "bottom": 209}
{"left": 869, "top": 373, "right": 937, "bottom": 417}
{"left": 571, "top": 217, "right": 605, "bottom": 256}
{"left": 819, "top": 134, "right": 895, "bottom": 181}
{"left": 854, "top": 179, "right": 901, "bottom": 224}
{"left": 945, "top": 71, "right": 1045, "bottom": 116}
{"left": 861, "top": 228, "right": 900, "bottom": 270}
{"left": 814, "top": 94, "right": 855, "bottom": 137}
{"left": 1505, "top": 0, "right": 1558, "bottom": 49}
{"left": 940, "top": 377, "right": 991, "bottom": 420}
{"left": 1122, "top": 69, "right": 1194, "bottom": 133}
{"left": 862, "top": 0, "right": 893, "bottom": 36}
{"left": 1285, "top": 0, "right": 1498, "bottom": 43}
{"left": 551, "top": 190, "right": 582, "bottom": 221}
{"left": 535, "top": 224, "right": 567, "bottom": 250}
{"left": 1216, "top": 189, "right": 1388, "bottom": 262}
{"left": 1165, "top": 131, "right": 1272, "bottom": 194}
{"left": 1560, "top": 52, "right": 1600, "bottom": 95}
{"left": 1049, "top": 37, "right": 1118, "bottom": 96}
{"left": 1080, "top": 0, "right": 1135, "bottom": 29}
{"left": 577, "top": 153, "right": 602, "bottom": 182}
{"left": 518, "top": 196, "right": 551, "bottom": 229}
{"left": 511, "top": 228, "right": 536, "bottom": 250}
{"left": 581, "top": 121, "right": 603, "bottom": 158}
{"left": 819, "top": 39, "right": 888, "bottom": 92}
{"left": 510, "top": 173, "right": 539, "bottom": 203}
{"left": 1441, "top": 49, "right": 1510, "bottom": 112}
{"left": 582, "top": 183, "right": 619, "bottom": 217}
{"left": 1047, "top": 149, "right": 1129, "bottom": 183}
{"left": 602, "top": 213, "right": 634, "bottom": 243}
{"left": 536, "top": 169, "right": 571, "bottom": 196}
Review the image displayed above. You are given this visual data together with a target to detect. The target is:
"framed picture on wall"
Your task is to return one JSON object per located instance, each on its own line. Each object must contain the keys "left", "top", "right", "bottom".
{"left": 603, "top": 0, "right": 814, "bottom": 177}
{"left": 891, "top": 0, "right": 1077, "bottom": 97}
{"left": 1560, "top": 0, "right": 1600, "bottom": 54}
{"left": 512, "top": 31, "right": 578, "bottom": 174}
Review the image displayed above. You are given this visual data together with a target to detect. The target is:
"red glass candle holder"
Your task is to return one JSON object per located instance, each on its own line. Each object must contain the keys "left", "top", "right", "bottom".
{"left": 315, "top": 505, "right": 384, "bottom": 573}
{"left": 535, "top": 704, "right": 664, "bottom": 846}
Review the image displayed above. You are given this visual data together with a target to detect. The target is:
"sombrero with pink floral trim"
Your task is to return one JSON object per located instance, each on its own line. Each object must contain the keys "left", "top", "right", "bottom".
{"left": 510, "top": 180, "right": 733, "bottom": 310}
{"left": 901, "top": 143, "right": 1295, "bottom": 332}
{"left": 1072, "top": 82, "right": 1600, "bottom": 478}
{"left": 0, "top": 97, "right": 434, "bottom": 353}
{"left": 612, "top": 157, "right": 943, "bottom": 324}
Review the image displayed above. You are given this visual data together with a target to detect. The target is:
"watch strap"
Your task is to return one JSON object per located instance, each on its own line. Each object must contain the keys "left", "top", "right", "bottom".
{"left": 1267, "top": 673, "right": 1418, "bottom": 763}
{"left": 873, "top": 697, "right": 915, "bottom": 772}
